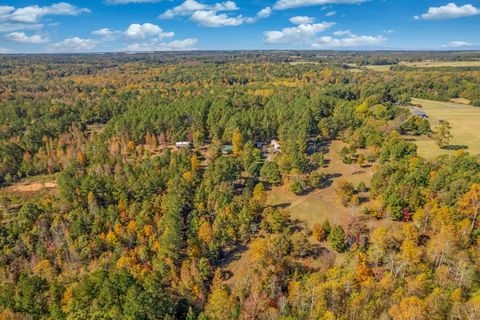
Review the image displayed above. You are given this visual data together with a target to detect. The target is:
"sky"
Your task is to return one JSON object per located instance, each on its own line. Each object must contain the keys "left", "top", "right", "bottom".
{"left": 0, "top": 0, "right": 479, "bottom": 53}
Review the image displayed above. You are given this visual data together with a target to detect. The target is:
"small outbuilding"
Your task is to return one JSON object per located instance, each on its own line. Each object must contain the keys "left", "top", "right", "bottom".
{"left": 411, "top": 108, "right": 428, "bottom": 118}
{"left": 175, "top": 141, "right": 191, "bottom": 149}
{"left": 222, "top": 145, "right": 234, "bottom": 155}
{"left": 271, "top": 139, "right": 281, "bottom": 152}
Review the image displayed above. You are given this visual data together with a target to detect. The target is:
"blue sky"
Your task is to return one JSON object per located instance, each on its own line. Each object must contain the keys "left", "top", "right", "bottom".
{"left": 0, "top": 0, "right": 479, "bottom": 53}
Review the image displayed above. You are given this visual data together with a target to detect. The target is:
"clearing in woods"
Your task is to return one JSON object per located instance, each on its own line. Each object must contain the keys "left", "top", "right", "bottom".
{"left": 408, "top": 98, "right": 480, "bottom": 158}
{"left": 363, "top": 61, "right": 480, "bottom": 72}
{"left": 0, "top": 175, "right": 57, "bottom": 195}
{"left": 224, "top": 140, "right": 380, "bottom": 286}
{"left": 401, "top": 60, "right": 480, "bottom": 68}
{"left": 267, "top": 140, "right": 375, "bottom": 227}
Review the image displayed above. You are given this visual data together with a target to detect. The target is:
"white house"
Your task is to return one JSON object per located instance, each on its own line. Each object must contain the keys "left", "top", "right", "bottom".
{"left": 271, "top": 139, "right": 281, "bottom": 152}
{"left": 175, "top": 141, "right": 191, "bottom": 149}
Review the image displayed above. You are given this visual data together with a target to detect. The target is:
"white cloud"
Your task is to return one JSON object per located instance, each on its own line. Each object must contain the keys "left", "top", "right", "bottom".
{"left": 0, "top": 6, "right": 14, "bottom": 19}
{"left": 6, "top": 2, "right": 90, "bottom": 23}
{"left": 326, "top": 11, "right": 336, "bottom": 16}
{"left": 90, "top": 23, "right": 194, "bottom": 52}
{"left": 124, "top": 38, "right": 198, "bottom": 51}
{"left": 191, "top": 10, "right": 245, "bottom": 27}
{"left": 3, "top": 31, "right": 48, "bottom": 44}
{"left": 273, "top": 0, "right": 366, "bottom": 10}
{"left": 105, "top": 0, "right": 161, "bottom": 4}
{"left": 265, "top": 19, "right": 385, "bottom": 49}
{"left": 92, "top": 28, "right": 120, "bottom": 41}
{"left": 52, "top": 37, "right": 95, "bottom": 52}
{"left": 125, "top": 23, "right": 174, "bottom": 39}
{"left": 414, "top": 3, "right": 480, "bottom": 20}
{"left": 289, "top": 16, "right": 315, "bottom": 24}
{"left": 160, "top": 0, "right": 238, "bottom": 19}
{"left": 160, "top": 0, "right": 269, "bottom": 27}
{"left": 441, "top": 40, "right": 472, "bottom": 48}
{"left": 333, "top": 29, "right": 352, "bottom": 36}
{"left": 0, "top": 47, "right": 11, "bottom": 53}
{"left": 264, "top": 22, "right": 335, "bottom": 44}
{"left": 311, "top": 34, "right": 385, "bottom": 48}
{"left": 0, "top": 22, "right": 43, "bottom": 32}
{"left": 0, "top": 3, "right": 89, "bottom": 32}
{"left": 256, "top": 7, "right": 272, "bottom": 19}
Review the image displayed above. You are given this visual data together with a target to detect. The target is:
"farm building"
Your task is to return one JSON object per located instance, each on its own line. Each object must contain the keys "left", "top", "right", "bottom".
{"left": 175, "top": 141, "right": 191, "bottom": 149}
{"left": 222, "top": 145, "right": 234, "bottom": 154}
{"left": 271, "top": 139, "right": 281, "bottom": 152}
{"left": 411, "top": 108, "right": 428, "bottom": 118}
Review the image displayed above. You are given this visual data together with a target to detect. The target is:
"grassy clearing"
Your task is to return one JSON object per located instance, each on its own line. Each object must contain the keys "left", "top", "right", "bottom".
{"left": 0, "top": 174, "right": 57, "bottom": 195}
{"left": 410, "top": 98, "right": 480, "bottom": 158}
{"left": 225, "top": 141, "right": 376, "bottom": 286}
{"left": 268, "top": 140, "right": 375, "bottom": 228}
{"left": 363, "top": 65, "right": 394, "bottom": 72}
{"left": 402, "top": 61, "right": 480, "bottom": 68}
{"left": 225, "top": 141, "right": 396, "bottom": 286}
{"left": 364, "top": 61, "right": 480, "bottom": 72}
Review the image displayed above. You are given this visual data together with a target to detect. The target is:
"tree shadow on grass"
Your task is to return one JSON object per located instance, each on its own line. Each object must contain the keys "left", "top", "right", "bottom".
{"left": 271, "top": 202, "right": 291, "bottom": 210}
{"left": 441, "top": 145, "right": 468, "bottom": 151}
{"left": 301, "top": 172, "right": 342, "bottom": 196}
{"left": 309, "top": 244, "right": 330, "bottom": 259}
{"left": 217, "top": 244, "right": 248, "bottom": 268}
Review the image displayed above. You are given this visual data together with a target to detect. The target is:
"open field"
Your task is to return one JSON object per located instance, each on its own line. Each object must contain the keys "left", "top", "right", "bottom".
{"left": 364, "top": 61, "right": 480, "bottom": 72}
{"left": 401, "top": 60, "right": 480, "bottom": 68}
{"left": 225, "top": 141, "right": 387, "bottom": 286}
{"left": 0, "top": 175, "right": 57, "bottom": 195}
{"left": 409, "top": 98, "right": 480, "bottom": 158}
{"left": 363, "top": 65, "right": 394, "bottom": 72}
{"left": 268, "top": 140, "right": 375, "bottom": 228}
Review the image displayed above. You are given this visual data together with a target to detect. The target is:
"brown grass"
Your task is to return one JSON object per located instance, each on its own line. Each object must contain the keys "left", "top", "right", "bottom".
{"left": 268, "top": 140, "right": 375, "bottom": 228}
{"left": 1, "top": 177, "right": 57, "bottom": 194}
{"left": 401, "top": 61, "right": 480, "bottom": 68}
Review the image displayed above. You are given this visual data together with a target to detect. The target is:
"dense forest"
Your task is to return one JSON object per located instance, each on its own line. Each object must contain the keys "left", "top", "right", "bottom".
{"left": 0, "top": 51, "right": 480, "bottom": 320}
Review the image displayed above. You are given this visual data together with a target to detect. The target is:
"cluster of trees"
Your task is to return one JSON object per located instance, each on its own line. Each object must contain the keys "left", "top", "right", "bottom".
{"left": 0, "top": 52, "right": 479, "bottom": 319}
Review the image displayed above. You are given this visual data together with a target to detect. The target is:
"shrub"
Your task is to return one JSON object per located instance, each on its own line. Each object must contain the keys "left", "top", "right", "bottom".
{"left": 312, "top": 223, "right": 324, "bottom": 241}
{"left": 290, "top": 179, "right": 305, "bottom": 195}
{"left": 328, "top": 226, "right": 346, "bottom": 252}
{"left": 336, "top": 180, "right": 355, "bottom": 206}
{"left": 308, "top": 171, "right": 325, "bottom": 189}
{"left": 260, "top": 161, "right": 282, "bottom": 185}
{"left": 357, "top": 181, "right": 367, "bottom": 193}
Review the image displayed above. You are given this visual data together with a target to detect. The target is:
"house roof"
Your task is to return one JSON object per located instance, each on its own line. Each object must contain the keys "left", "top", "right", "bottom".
{"left": 412, "top": 109, "right": 427, "bottom": 116}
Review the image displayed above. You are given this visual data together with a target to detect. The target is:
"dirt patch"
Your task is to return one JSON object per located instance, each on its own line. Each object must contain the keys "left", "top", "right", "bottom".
{"left": 2, "top": 180, "right": 57, "bottom": 194}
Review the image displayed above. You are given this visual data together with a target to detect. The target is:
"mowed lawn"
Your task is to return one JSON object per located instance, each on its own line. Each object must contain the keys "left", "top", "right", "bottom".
{"left": 410, "top": 98, "right": 480, "bottom": 158}
{"left": 267, "top": 140, "right": 375, "bottom": 228}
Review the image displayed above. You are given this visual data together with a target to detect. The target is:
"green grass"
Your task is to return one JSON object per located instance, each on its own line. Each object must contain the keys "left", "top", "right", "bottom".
{"left": 410, "top": 98, "right": 480, "bottom": 158}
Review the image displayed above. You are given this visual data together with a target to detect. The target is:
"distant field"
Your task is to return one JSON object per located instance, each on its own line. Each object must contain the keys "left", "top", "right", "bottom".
{"left": 402, "top": 61, "right": 480, "bottom": 68}
{"left": 363, "top": 65, "right": 393, "bottom": 72}
{"left": 410, "top": 98, "right": 480, "bottom": 158}
{"left": 363, "top": 61, "right": 480, "bottom": 72}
